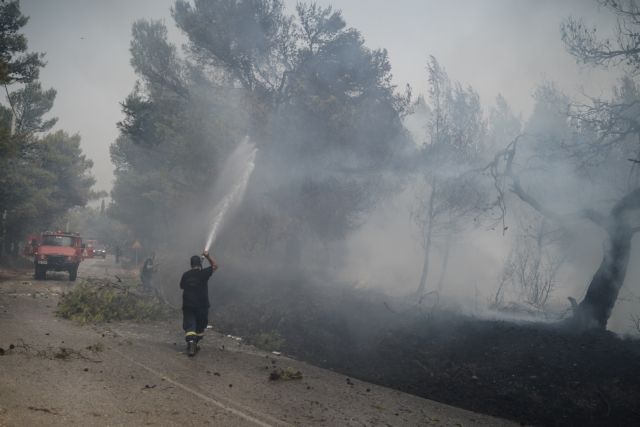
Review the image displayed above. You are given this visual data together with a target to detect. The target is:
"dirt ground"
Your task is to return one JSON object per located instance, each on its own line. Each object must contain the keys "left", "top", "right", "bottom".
{"left": 0, "top": 257, "right": 514, "bottom": 427}
{"left": 207, "top": 270, "right": 640, "bottom": 427}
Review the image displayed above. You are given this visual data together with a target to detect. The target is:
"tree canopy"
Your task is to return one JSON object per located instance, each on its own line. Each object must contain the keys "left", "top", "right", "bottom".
{"left": 110, "top": 1, "right": 412, "bottom": 266}
{"left": 0, "top": 0, "right": 96, "bottom": 256}
{"left": 0, "top": 0, "right": 45, "bottom": 85}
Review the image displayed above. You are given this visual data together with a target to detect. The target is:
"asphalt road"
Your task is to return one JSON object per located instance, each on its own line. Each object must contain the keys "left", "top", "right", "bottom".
{"left": 0, "top": 257, "right": 517, "bottom": 426}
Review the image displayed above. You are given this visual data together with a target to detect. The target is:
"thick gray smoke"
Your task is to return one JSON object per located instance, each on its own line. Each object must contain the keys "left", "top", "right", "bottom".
{"left": 22, "top": 1, "right": 637, "bottom": 334}
{"left": 140, "top": 1, "right": 638, "bottom": 335}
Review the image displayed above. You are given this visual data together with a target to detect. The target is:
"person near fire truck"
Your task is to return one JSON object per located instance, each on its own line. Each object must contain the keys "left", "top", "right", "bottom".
{"left": 140, "top": 253, "right": 156, "bottom": 290}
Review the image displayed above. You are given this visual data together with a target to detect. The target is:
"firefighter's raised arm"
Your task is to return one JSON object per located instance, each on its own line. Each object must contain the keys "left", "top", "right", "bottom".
{"left": 202, "top": 250, "right": 218, "bottom": 272}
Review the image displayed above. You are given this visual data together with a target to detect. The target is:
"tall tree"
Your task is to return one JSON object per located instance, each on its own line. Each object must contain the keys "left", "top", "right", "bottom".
{"left": 0, "top": 1, "right": 95, "bottom": 256}
{"left": 168, "top": 1, "right": 411, "bottom": 268}
{"left": 172, "top": 0, "right": 294, "bottom": 111}
{"left": 0, "top": 0, "right": 45, "bottom": 85}
{"left": 110, "top": 19, "right": 246, "bottom": 249}
{"left": 413, "top": 57, "right": 487, "bottom": 296}
{"left": 488, "top": 94, "right": 521, "bottom": 153}
{"left": 487, "top": 73, "right": 640, "bottom": 329}
{"left": 485, "top": 0, "right": 640, "bottom": 329}
{"left": 0, "top": 128, "right": 96, "bottom": 253}
{"left": 561, "top": 1, "right": 640, "bottom": 328}
{"left": 0, "top": 0, "right": 45, "bottom": 157}
{"left": 9, "top": 82, "right": 57, "bottom": 134}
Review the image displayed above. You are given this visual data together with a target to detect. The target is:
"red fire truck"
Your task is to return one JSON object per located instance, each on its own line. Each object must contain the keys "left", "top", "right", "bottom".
{"left": 33, "top": 231, "right": 84, "bottom": 281}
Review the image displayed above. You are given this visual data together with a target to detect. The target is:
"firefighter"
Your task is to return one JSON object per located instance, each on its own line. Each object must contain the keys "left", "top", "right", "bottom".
{"left": 140, "top": 253, "right": 156, "bottom": 290}
{"left": 25, "top": 238, "right": 38, "bottom": 257}
{"left": 179, "top": 250, "right": 218, "bottom": 356}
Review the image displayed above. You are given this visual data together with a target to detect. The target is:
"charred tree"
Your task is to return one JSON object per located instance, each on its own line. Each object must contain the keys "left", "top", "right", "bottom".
{"left": 572, "top": 188, "right": 640, "bottom": 329}
{"left": 558, "top": 1, "right": 640, "bottom": 328}
{"left": 412, "top": 57, "right": 487, "bottom": 297}
{"left": 416, "top": 177, "right": 437, "bottom": 296}
{"left": 436, "top": 234, "right": 452, "bottom": 293}
{"left": 489, "top": 139, "right": 640, "bottom": 329}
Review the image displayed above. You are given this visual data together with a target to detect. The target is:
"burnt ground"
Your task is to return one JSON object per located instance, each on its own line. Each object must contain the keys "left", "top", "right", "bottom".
{"left": 1, "top": 259, "right": 513, "bottom": 426}
{"left": 209, "top": 269, "right": 640, "bottom": 427}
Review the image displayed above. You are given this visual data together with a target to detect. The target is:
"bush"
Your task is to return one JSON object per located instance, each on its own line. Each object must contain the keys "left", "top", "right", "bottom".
{"left": 252, "top": 330, "right": 285, "bottom": 352}
{"left": 56, "top": 278, "right": 174, "bottom": 324}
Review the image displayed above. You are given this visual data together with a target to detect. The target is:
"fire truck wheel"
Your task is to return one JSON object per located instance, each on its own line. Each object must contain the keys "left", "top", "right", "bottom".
{"left": 35, "top": 265, "right": 46, "bottom": 280}
{"left": 69, "top": 265, "right": 78, "bottom": 281}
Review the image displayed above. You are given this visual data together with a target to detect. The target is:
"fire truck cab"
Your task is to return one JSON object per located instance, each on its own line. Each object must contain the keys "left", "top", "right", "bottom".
{"left": 34, "top": 231, "right": 84, "bottom": 281}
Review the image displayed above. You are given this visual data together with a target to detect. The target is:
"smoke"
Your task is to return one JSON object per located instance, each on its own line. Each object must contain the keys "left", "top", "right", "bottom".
{"left": 204, "top": 137, "right": 257, "bottom": 252}
{"left": 25, "top": 0, "right": 633, "bottom": 335}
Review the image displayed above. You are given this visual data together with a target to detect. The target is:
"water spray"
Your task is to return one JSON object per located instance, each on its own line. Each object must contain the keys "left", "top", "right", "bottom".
{"left": 204, "top": 140, "right": 257, "bottom": 252}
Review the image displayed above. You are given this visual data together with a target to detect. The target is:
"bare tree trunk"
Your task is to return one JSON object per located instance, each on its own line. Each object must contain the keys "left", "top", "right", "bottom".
{"left": 436, "top": 235, "right": 452, "bottom": 292}
{"left": 491, "top": 141, "right": 640, "bottom": 329}
{"left": 574, "top": 223, "right": 633, "bottom": 329}
{"left": 416, "top": 180, "right": 437, "bottom": 296}
{"left": 572, "top": 188, "right": 640, "bottom": 329}
{"left": 417, "top": 232, "right": 433, "bottom": 296}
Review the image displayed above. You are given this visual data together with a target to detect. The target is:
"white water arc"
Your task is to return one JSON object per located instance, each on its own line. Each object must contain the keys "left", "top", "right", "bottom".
{"left": 204, "top": 140, "right": 257, "bottom": 251}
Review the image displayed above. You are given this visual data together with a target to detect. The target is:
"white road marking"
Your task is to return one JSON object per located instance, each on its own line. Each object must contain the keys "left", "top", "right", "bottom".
{"left": 113, "top": 349, "right": 288, "bottom": 427}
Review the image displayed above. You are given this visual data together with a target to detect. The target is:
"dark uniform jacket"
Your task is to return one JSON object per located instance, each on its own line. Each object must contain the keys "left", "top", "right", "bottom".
{"left": 179, "top": 266, "right": 213, "bottom": 308}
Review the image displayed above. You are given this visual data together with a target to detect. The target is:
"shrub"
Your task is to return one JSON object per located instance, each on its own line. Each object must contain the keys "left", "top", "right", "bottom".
{"left": 252, "top": 330, "right": 285, "bottom": 352}
{"left": 56, "top": 279, "right": 174, "bottom": 324}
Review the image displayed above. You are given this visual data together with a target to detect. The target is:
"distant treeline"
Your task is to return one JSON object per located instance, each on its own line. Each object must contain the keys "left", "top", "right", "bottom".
{"left": 0, "top": 0, "right": 97, "bottom": 257}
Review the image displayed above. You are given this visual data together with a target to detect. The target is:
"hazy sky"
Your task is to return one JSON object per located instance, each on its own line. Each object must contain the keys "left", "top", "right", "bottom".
{"left": 20, "top": 0, "right": 619, "bottom": 193}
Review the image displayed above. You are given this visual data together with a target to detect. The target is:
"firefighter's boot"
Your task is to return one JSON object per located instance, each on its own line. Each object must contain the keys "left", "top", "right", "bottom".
{"left": 187, "top": 340, "right": 196, "bottom": 357}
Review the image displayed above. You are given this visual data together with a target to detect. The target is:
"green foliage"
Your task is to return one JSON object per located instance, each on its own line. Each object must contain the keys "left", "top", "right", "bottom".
{"left": 172, "top": 0, "right": 293, "bottom": 95}
{"left": 128, "top": 21, "right": 187, "bottom": 99}
{"left": 0, "top": 1, "right": 96, "bottom": 256}
{"left": 0, "top": 0, "right": 45, "bottom": 84}
{"left": 0, "top": 130, "right": 96, "bottom": 247}
{"left": 56, "top": 279, "right": 173, "bottom": 324}
{"left": 269, "top": 366, "right": 303, "bottom": 381}
{"left": 252, "top": 330, "right": 285, "bottom": 352}
{"left": 113, "top": 2, "right": 412, "bottom": 262}
{"left": 0, "top": 0, "right": 52, "bottom": 161}
{"left": 10, "top": 82, "right": 57, "bottom": 134}
{"left": 110, "top": 18, "right": 246, "bottom": 248}
{"left": 0, "top": 107, "right": 16, "bottom": 157}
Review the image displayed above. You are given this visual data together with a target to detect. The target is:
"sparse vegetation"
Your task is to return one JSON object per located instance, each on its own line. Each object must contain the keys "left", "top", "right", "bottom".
{"left": 52, "top": 347, "right": 76, "bottom": 360}
{"left": 252, "top": 330, "right": 285, "bottom": 352}
{"left": 269, "top": 367, "right": 303, "bottom": 381}
{"left": 85, "top": 342, "right": 105, "bottom": 352}
{"left": 56, "top": 278, "right": 174, "bottom": 324}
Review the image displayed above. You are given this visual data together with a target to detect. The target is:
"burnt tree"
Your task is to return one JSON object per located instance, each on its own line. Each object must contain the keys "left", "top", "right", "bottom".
{"left": 489, "top": 136, "right": 640, "bottom": 329}
{"left": 413, "top": 57, "right": 486, "bottom": 296}
{"left": 560, "top": 0, "right": 640, "bottom": 328}
{"left": 575, "top": 189, "right": 640, "bottom": 328}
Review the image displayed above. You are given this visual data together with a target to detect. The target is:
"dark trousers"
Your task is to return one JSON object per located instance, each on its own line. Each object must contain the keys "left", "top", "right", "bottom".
{"left": 141, "top": 275, "right": 153, "bottom": 290}
{"left": 182, "top": 306, "right": 208, "bottom": 342}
